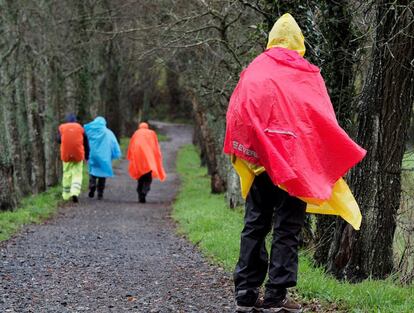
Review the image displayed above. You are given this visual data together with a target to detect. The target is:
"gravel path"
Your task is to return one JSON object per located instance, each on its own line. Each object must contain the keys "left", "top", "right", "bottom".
{"left": 0, "top": 123, "right": 234, "bottom": 313}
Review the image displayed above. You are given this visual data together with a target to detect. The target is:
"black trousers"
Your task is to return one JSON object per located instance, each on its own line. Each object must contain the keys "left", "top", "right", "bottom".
{"left": 137, "top": 171, "right": 152, "bottom": 200}
{"left": 234, "top": 172, "right": 306, "bottom": 303}
{"left": 89, "top": 175, "right": 106, "bottom": 196}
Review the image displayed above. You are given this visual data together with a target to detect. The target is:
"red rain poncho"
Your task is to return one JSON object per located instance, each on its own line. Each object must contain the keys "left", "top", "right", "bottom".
{"left": 223, "top": 47, "right": 366, "bottom": 200}
{"left": 127, "top": 123, "right": 166, "bottom": 181}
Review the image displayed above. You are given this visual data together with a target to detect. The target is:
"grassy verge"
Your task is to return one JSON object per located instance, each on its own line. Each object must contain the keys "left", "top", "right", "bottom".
{"left": 157, "top": 133, "right": 168, "bottom": 142}
{"left": 173, "top": 145, "right": 414, "bottom": 313}
{"left": 0, "top": 186, "right": 62, "bottom": 241}
{"left": 396, "top": 152, "right": 414, "bottom": 283}
{"left": 403, "top": 151, "right": 414, "bottom": 170}
{"left": 0, "top": 162, "right": 90, "bottom": 242}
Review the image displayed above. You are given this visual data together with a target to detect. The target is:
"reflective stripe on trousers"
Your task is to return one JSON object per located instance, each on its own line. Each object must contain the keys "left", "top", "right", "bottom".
{"left": 62, "top": 161, "right": 83, "bottom": 200}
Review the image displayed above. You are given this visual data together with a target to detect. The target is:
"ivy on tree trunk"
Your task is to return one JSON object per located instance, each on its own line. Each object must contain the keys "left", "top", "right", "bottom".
{"left": 327, "top": 0, "right": 414, "bottom": 281}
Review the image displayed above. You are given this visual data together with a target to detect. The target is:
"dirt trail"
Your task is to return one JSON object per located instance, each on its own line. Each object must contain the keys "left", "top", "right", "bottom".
{"left": 0, "top": 123, "right": 234, "bottom": 313}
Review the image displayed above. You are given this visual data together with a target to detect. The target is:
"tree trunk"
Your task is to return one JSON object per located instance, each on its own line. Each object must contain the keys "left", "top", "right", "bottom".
{"left": 191, "top": 94, "right": 226, "bottom": 193}
{"left": 314, "top": 0, "right": 359, "bottom": 266}
{"left": 226, "top": 168, "right": 244, "bottom": 208}
{"left": 102, "top": 41, "right": 122, "bottom": 139}
{"left": 328, "top": 0, "right": 414, "bottom": 281}
{"left": 25, "top": 61, "right": 46, "bottom": 193}
{"left": 43, "top": 57, "right": 63, "bottom": 187}
{"left": 0, "top": 163, "right": 16, "bottom": 211}
{"left": 74, "top": 0, "right": 92, "bottom": 123}
{"left": 0, "top": 104, "right": 17, "bottom": 211}
{"left": 0, "top": 54, "right": 30, "bottom": 197}
{"left": 314, "top": 217, "right": 337, "bottom": 266}
{"left": 15, "top": 74, "right": 34, "bottom": 194}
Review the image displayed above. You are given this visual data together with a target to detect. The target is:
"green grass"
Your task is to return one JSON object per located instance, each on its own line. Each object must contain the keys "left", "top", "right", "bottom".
{"left": 403, "top": 151, "right": 414, "bottom": 170}
{"left": 396, "top": 152, "right": 414, "bottom": 283}
{"left": 174, "top": 146, "right": 244, "bottom": 269}
{"left": 0, "top": 186, "right": 62, "bottom": 241}
{"left": 157, "top": 133, "right": 168, "bottom": 142}
{"left": 173, "top": 145, "right": 414, "bottom": 313}
{"left": 0, "top": 162, "right": 90, "bottom": 242}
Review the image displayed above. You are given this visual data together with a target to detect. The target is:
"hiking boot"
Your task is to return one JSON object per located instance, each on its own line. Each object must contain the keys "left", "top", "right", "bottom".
{"left": 72, "top": 196, "right": 79, "bottom": 203}
{"left": 88, "top": 190, "right": 95, "bottom": 198}
{"left": 236, "top": 298, "right": 262, "bottom": 313}
{"left": 257, "top": 296, "right": 302, "bottom": 313}
{"left": 139, "top": 194, "right": 146, "bottom": 203}
{"left": 235, "top": 289, "right": 261, "bottom": 313}
{"left": 97, "top": 194, "right": 103, "bottom": 200}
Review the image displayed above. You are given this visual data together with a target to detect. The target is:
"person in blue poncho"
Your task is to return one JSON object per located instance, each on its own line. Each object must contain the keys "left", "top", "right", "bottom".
{"left": 84, "top": 117, "right": 121, "bottom": 200}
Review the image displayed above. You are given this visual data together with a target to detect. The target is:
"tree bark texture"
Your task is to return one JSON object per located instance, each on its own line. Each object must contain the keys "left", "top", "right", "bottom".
{"left": 328, "top": 1, "right": 414, "bottom": 281}
{"left": 0, "top": 163, "right": 16, "bottom": 211}
{"left": 43, "top": 58, "right": 63, "bottom": 187}
{"left": 0, "top": 106, "right": 17, "bottom": 210}
{"left": 0, "top": 53, "right": 30, "bottom": 197}
{"left": 314, "top": 0, "right": 360, "bottom": 267}
{"left": 102, "top": 41, "right": 122, "bottom": 140}
{"left": 25, "top": 61, "right": 46, "bottom": 193}
{"left": 191, "top": 94, "right": 226, "bottom": 193}
{"left": 226, "top": 167, "right": 244, "bottom": 209}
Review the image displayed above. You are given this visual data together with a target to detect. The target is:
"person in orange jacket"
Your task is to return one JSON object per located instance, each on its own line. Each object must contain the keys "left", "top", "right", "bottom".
{"left": 127, "top": 122, "right": 166, "bottom": 203}
{"left": 58, "top": 113, "right": 89, "bottom": 203}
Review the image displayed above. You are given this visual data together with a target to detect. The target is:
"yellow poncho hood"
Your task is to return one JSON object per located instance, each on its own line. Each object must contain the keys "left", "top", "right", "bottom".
{"left": 267, "top": 13, "right": 306, "bottom": 57}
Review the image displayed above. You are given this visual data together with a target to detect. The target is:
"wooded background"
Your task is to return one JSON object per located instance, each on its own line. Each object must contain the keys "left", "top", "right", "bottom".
{"left": 1, "top": 0, "right": 413, "bottom": 284}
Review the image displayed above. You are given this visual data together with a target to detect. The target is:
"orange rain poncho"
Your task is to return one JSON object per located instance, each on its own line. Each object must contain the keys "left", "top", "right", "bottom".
{"left": 127, "top": 123, "right": 166, "bottom": 181}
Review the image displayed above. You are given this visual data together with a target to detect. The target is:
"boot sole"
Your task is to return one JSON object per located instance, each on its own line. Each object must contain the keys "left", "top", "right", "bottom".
{"left": 236, "top": 304, "right": 255, "bottom": 313}
{"left": 256, "top": 309, "right": 302, "bottom": 313}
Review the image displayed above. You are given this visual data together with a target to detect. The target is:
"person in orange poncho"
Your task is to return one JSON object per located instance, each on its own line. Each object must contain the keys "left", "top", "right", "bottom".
{"left": 224, "top": 14, "right": 366, "bottom": 313}
{"left": 127, "top": 122, "right": 166, "bottom": 203}
{"left": 58, "top": 113, "right": 89, "bottom": 203}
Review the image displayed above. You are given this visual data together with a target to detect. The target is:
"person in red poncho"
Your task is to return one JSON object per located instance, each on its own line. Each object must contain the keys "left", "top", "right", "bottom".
{"left": 224, "top": 14, "right": 366, "bottom": 313}
{"left": 127, "top": 122, "right": 166, "bottom": 203}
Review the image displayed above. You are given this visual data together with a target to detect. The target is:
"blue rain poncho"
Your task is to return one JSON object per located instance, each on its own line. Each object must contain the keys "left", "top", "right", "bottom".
{"left": 84, "top": 117, "right": 121, "bottom": 177}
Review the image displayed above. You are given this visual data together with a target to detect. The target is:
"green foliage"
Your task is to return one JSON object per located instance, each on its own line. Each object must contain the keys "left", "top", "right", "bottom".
{"left": 403, "top": 152, "right": 414, "bottom": 170}
{"left": 0, "top": 186, "right": 61, "bottom": 241}
{"left": 0, "top": 162, "right": 90, "bottom": 242}
{"left": 157, "top": 133, "right": 168, "bottom": 142}
{"left": 173, "top": 145, "right": 414, "bottom": 313}
{"left": 174, "top": 145, "right": 244, "bottom": 269}
{"left": 155, "top": 65, "right": 168, "bottom": 94}
{"left": 395, "top": 152, "right": 414, "bottom": 282}
{"left": 119, "top": 137, "right": 130, "bottom": 156}
{"left": 298, "top": 257, "right": 414, "bottom": 312}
